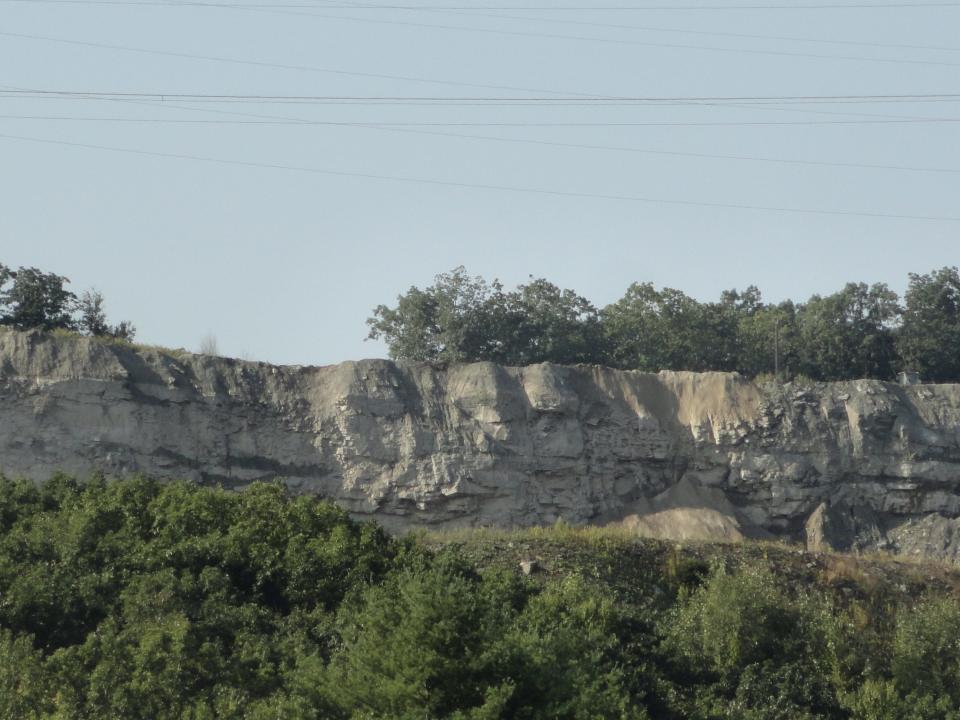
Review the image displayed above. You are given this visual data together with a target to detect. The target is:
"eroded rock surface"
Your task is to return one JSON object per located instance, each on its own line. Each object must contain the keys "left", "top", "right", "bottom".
{"left": 2, "top": 329, "right": 960, "bottom": 551}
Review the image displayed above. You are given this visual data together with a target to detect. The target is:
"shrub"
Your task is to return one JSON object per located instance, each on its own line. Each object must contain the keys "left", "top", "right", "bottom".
{"left": 892, "top": 596, "right": 960, "bottom": 703}
{"left": 665, "top": 563, "right": 811, "bottom": 674}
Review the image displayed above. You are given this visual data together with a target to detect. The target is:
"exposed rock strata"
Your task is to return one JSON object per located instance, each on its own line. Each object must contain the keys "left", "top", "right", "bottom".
{"left": 2, "top": 329, "right": 960, "bottom": 553}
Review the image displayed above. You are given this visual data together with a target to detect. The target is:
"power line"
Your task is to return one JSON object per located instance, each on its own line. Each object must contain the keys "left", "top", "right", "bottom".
{"left": 7, "top": 3, "right": 960, "bottom": 68}
{"left": 262, "top": 0, "right": 960, "bottom": 58}
{"left": 2, "top": 113, "right": 958, "bottom": 126}
{"left": 339, "top": 125, "right": 960, "bottom": 174}
{"left": 5, "top": 82, "right": 952, "bottom": 122}
{"left": 3, "top": 89, "right": 959, "bottom": 104}
{"left": 2, "top": 112, "right": 957, "bottom": 173}
{"left": 430, "top": 7, "right": 960, "bottom": 54}
{"left": 5, "top": 28, "right": 959, "bottom": 126}
{"left": 5, "top": 84, "right": 955, "bottom": 185}
{"left": 232, "top": 12, "right": 960, "bottom": 69}
{"left": 220, "top": 2, "right": 960, "bottom": 7}
{"left": 255, "top": 2, "right": 960, "bottom": 7}
{"left": 2, "top": 131, "right": 957, "bottom": 222}
{"left": 22, "top": 0, "right": 957, "bottom": 59}
{"left": 5, "top": 88, "right": 957, "bottom": 127}
{"left": 66, "top": 90, "right": 960, "bottom": 175}
{"left": 5, "top": 0, "right": 960, "bottom": 8}
{"left": 282, "top": 0, "right": 960, "bottom": 76}
{"left": 0, "top": 30, "right": 597, "bottom": 98}
{"left": 27, "top": 2, "right": 960, "bottom": 70}
{"left": 7, "top": 90, "right": 954, "bottom": 124}
{"left": 8, "top": 84, "right": 951, "bottom": 169}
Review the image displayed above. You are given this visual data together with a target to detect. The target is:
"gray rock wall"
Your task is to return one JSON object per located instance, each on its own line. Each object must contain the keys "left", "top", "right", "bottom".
{"left": 2, "top": 328, "right": 960, "bottom": 545}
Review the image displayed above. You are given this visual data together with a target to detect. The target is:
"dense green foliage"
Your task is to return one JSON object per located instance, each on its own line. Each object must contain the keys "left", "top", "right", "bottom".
{"left": 896, "top": 267, "right": 960, "bottom": 383}
{"left": 365, "top": 270, "right": 605, "bottom": 366}
{"left": 6, "top": 260, "right": 959, "bottom": 382}
{"left": 0, "top": 263, "right": 134, "bottom": 341}
{"left": 369, "top": 267, "right": 960, "bottom": 382}
{"left": 2, "top": 475, "right": 960, "bottom": 718}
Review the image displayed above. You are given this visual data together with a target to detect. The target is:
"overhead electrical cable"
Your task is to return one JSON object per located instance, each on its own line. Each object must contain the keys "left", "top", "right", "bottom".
{"left": 2, "top": 131, "right": 958, "bottom": 222}
{"left": 2, "top": 87, "right": 955, "bottom": 124}
{"left": 6, "top": 1, "right": 960, "bottom": 68}
{"left": 5, "top": 94, "right": 955, "bottom": 125}
{"left": 2, "top": 112, "right": 957, "bottom": 174}
{"left": 16, "top": 3, "right": 959, "bottom": 69}
{"left": 3, "top": 113, "right": 958, "bottom": 126}
{"left": 6, "top": 28, "right": 960, "bottom": 119}
{"left": 7, "top": 82, "right": 957, "bottom": 123}
{"left": 388, "top": 5, "right": 960, "bottom": 53}
{"left": 5, "top": 1, "right": 960, "bottom": 9}
{"left": 0, "top": 30, "right": 599, "bottom": 97}
{"left": 2, "top": 89, "right": 960, "bottom": 104}
{"left": 217, "top": 11, "right": 960, "bottom": 69}
{"left": 1, "top": 84, "right": 956, "bottom": 175}
{"left": 232, "top": 2, "right": 960, "bottom": 8}
{"left": 284, "top": 0, "right": 960, "bottom": 55}
{"left": 6, "top": 79, "right": 956, "bottom": 123}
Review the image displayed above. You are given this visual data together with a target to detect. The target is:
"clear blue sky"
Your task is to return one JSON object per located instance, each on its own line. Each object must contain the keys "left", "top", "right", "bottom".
{"left": 2, "top": 0, "right": 958, "bottom": 365}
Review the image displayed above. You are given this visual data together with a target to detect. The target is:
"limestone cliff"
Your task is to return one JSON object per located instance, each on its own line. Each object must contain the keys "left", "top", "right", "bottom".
{"left": 2, "top": 328, "right": 960, "bottom": 554}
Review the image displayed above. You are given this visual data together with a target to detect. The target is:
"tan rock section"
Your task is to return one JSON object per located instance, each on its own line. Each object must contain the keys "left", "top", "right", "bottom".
{"left": 614, "top": 476, "right": 771, "bottom": 543}
{"left": 2, "top": 328, "right": 960, "bottom": 549}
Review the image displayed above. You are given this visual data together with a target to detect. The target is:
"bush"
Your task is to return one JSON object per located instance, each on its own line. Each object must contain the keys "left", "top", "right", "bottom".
{"left": 665, "top": 564, "right": 813, "bottom": 674}
{"left": 319, "top": 558, "right": 646, "bottom": 719}
{"left": 1, "top": 474, "right": 959, "bottom": 717}
{"left": 662, "top": 563, "right": 841, "bottom": 718}
{"left": 892, "top": 596, "right": 960, "bottom": 703}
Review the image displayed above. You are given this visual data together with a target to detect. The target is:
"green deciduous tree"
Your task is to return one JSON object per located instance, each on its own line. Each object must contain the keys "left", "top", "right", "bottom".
{"left": 319, "top": 556, "right": 645, "bottom": 719}
{"left": 0, "top": 264, "right": 135, "bottom": 340}
{"left": 320, "top": 556, "right": 519, "bottom": 718}
{"left": 367, "top": 268, "right": 606, "bottom": 366}
{"left": 603, "top": 283, "right": 737, "bottom": 372}
{"left": 362, "top": 267, "right": 960, "bottom": 381}
{"left": 666, "top": 564, "right": 808, "bottom": 674}
{"left": 734, "top": 300, "right": 801, "bottom": 378}
{"left": 78, "top": 289, "right": 136, "bottom": 342}
{"left": 496, "top": 277, "right": 607, "bottom": 366}
{"left": 796, "top": 283, "right": 900, "bottom": 380}
{"left": 897, "top": 267, "right": 960, "bottom": 382}
{"left": 0, "top": 264, "right": 77, "bottom": 331}
{"left": 892, "top": 597, "right": 960, "bottom": 704}
{"left": 366, "top": 267, "right": 500, "bottom": 363}
{"left": 663, "top": 564, "right": 838, "bottom": 718}
{"left": 0, "top": 629, "right": 53, "bottom": 720}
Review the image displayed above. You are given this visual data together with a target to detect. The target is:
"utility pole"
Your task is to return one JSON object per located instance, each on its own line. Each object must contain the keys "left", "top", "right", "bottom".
{"left": 774, "top": 317, "right": 780, "bottom": 379}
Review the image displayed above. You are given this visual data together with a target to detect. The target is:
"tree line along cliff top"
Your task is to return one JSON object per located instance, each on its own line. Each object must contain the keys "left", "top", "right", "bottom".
{"left": 5, "top": 261, "right": 960, "bottom": 383}
{"left": 367, "top": 266, "right": 960, "bottom": 383}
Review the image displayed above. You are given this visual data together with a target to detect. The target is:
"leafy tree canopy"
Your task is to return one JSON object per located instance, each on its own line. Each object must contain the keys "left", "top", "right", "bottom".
{"left": 367, "top": 268, "right": 960, "bottom": 383}
{"left": 0, "top": 264, "right": 76, "bottom": 331}
{"left": 0, "top": 264, "right": 135, "bottom": 341}
{"left": 1, "top": 474, "right": 960, "bottom": 718}
{"left": 367, "top": 267, "right": 604, "bottom": 366}
{"left": 897, "top": 266, "right": 960, "bottom": 382}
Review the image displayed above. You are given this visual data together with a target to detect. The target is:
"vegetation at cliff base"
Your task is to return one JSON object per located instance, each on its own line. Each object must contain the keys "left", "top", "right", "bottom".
{"left": 2, "top": 474, "right": 960, "bottom": 719}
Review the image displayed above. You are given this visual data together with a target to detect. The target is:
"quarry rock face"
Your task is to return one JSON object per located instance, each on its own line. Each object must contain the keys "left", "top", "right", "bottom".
{"left": 803, "top": 500, "right": 884, "bottom": 554}
{"left": 2, "top": 328, "right": 960, "bottom": 557}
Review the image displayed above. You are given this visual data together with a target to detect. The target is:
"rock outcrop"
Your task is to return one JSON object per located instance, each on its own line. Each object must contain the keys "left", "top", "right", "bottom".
{"left": 2, "top": 328, "right": 960, "bottom": 553}
{"left": 804, "top": 499, "right": 884, "bottom": 554}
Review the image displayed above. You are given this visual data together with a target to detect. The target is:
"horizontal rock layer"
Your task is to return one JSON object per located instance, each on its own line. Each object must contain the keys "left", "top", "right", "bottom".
{"left": 2, "top": 329, "right": 960, "bottom": 549}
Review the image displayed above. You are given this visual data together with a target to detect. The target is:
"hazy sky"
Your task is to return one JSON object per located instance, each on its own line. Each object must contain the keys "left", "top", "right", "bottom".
{"left": 2, "top": 0, "right": 958, "bottom": 365}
